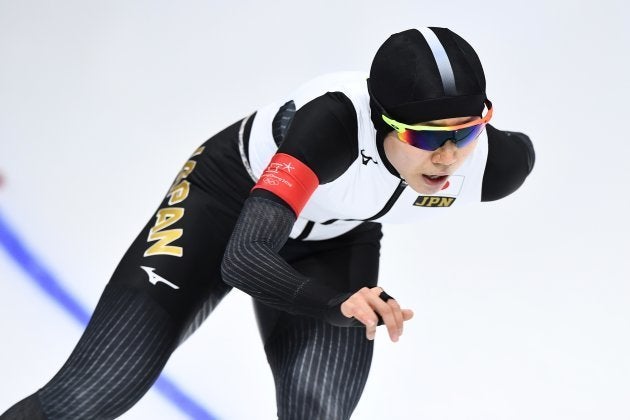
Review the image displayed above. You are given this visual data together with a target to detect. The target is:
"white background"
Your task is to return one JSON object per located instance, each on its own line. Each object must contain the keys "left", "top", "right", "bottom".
{"left": 1, "top": 0, "right": 629, "bottom": 419}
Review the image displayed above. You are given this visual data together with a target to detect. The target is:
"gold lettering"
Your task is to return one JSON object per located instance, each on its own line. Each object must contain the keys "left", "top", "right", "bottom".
{"left": 152, "top": 208, "right": 184, "bottom": 231}
{"left": 168, "top": 180, "right": 190, "bottom": 205}
{"left": 145, "top": 229, "right": 183, "bottom": 257}
{"left": 172, "top": 161, "right": 197, "bottom": 187}
{"left": 415, "top": 196, "right": 428, "bottom": 206}
{"left": 415, "top": 195, "right": 457, "bottom": 207}
{"left": 144, "top": 208, "right": 185, "bottom": 257}
{"left": 191, "top": 146, "right": 205, "bottom": 157}
{"left": 145, "top": 148, "right": 204, "bottom": 258}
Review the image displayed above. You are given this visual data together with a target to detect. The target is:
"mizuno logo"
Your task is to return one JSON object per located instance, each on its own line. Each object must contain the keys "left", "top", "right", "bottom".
{"left": 360, "top": 149, "right": 378, "bottom": 165}
{"left": 140, "top": 266, "right": 180, "bottom": 290}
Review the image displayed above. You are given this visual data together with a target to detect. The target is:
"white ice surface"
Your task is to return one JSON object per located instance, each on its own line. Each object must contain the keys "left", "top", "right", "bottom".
{"left": 1, "top": 1, "right": 629, "bottom": 419}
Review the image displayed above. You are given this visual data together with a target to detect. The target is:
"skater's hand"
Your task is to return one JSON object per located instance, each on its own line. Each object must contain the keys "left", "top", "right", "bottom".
{"left": 340, "top": 287, "right": 414, "bottom": 342}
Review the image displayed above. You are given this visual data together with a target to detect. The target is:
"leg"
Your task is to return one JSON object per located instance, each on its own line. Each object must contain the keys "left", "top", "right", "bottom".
{"left": 2, "top": 128, "right": 248, "bottom": 419}
{"left": 256, "top": 222, "right": 382, "bottom": 420}
{"left": 261, "top": 313, "right": 374, "bottom": 420}
{"left": 36, "top": 283, "right": 182, "bottom": 419}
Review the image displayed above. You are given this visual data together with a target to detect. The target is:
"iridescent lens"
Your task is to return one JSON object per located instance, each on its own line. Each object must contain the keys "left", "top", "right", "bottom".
{"left": 399, "top": 124, "right": 485, "bottom": 151}
{"left": 452, "top": 124, "right": 485, "bottom": 147}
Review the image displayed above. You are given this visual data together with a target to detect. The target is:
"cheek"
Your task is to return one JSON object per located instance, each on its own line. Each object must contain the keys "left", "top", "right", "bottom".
{"left": 384, "top": 135, "right": 435, "bottom": 175}
{"left": 442, "top": 138, "right": 479, "bottom": 171}
{"left": 400, "top": 149, "right": 432, "bottom": 173}
{"left": 457, "top": 139, "right": 479, "bottom": 161}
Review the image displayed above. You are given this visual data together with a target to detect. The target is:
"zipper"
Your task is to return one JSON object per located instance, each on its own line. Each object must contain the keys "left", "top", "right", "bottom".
{"left": 364, "top": 179, "right": 408, "bottom": 221}
{"left": 321, "top": 179, "right": 408, "bottom": 225}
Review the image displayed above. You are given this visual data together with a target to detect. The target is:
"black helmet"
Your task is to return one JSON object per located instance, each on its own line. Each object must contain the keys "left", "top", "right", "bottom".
{"left": 368, "top": 27, "right": 487, "bottom": 133}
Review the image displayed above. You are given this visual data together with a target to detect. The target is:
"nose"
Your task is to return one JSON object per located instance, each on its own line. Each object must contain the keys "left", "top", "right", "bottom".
{"left": 431, "top": 140, "right": 458, "bottom": 166}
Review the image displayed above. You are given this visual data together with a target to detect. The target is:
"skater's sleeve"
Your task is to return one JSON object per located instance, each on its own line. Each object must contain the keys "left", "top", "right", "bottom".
{"left": 272, "top": 92, "right": 358, "bottom": 183}
{"left": 221, "top": 93, "right": 361, "bottom": 327}
{"left": 249, "top": 91, "right": 358, "bottom": 214}
{"left": 221, "top": 196, "right": 358, "bottom": 327}
{"left": 482, "top": 124, "right": 536, "bottom": 201}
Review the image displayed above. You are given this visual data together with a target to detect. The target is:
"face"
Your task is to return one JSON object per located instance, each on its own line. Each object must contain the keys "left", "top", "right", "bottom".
{"left": 383, "top": 116, "right": 481, "bottom": 194}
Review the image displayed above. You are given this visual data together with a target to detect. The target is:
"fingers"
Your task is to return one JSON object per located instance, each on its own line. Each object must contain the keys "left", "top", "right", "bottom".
{"left": 388, "top": 298, "right": 404, "bottom": 337}
{"left": 353, "top": 300, "right": 379, "bottom": 339}
{"left": 402, "top": 309, "right": 414, "bottom": 321}
{"left": 340, "top": 287, "right": 413, "bottom": 342}
{"left": 368, "top": 291, "right": 400, "bottom": 342}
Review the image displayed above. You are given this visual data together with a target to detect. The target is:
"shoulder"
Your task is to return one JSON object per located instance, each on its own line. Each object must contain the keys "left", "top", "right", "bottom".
{"left": 278, "top": 91, "right": 358, "bottom": 184}
{"left": 481, "top": 124, "right": 536, "bottom": 201}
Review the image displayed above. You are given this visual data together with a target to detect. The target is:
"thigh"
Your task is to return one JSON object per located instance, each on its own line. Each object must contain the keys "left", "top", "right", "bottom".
{"left": 36, "top": 282, "right": 180, "bottom": 419}
{"left": 256, "top": 222, "right": 383, "bottom": 343}
{"left": 263, "top": 316, "right": 373, "bottom": 420}
{"left": 31, "top": 175, "right": 239, "bottom": 418}
{"left": 109, "top": 130, "right": 251, "bottom": 334}
{"left": 281, "top": 221, "right": 383, "bottom": 292}
{"left": 30, "top": 121, "right": 254, "bottom": 418}
{"left": 255, "top": 222, "right": 382, "bottom": 419}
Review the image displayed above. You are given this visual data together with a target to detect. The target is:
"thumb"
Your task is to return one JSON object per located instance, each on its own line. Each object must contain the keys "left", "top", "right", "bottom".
{"left": 402, "top": 309, "right": 414, "bottom": 321}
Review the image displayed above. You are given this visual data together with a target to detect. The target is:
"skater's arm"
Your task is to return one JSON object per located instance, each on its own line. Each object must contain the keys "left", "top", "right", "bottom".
{"left": 222, "top": 92, "right": 360, "bottom": 325}
{"left": 221, "top": 194, "right": 356, "bottom": 325}
{"left": 222, "top": 92, "right": 414, "bottom": 336}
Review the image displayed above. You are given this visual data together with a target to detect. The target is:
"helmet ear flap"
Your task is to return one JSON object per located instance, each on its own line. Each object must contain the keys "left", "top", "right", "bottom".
{"left": 369, "top": 97, "right": 388, "bottom": 134}
{"left": 367, "top": 78, "right": 393, "bottom": 134}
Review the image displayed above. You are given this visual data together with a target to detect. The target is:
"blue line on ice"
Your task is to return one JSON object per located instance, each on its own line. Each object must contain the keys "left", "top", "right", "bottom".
{"left": 0, "top": 208, "right": 217, "bottom": 420}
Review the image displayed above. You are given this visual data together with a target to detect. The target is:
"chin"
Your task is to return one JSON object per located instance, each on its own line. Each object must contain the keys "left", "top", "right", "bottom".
{"left": 408, "top": 182, "right": 441, "bottom": 195}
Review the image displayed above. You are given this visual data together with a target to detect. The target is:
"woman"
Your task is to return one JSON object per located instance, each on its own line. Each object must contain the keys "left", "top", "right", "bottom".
{"left": 2, "top": 27, "right": 535, "bottom": 419}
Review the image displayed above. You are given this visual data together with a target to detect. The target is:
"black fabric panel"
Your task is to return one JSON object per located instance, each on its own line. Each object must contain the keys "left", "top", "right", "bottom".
{"left": 0, "top": 394, "right": 46, "bottom": 420}
{"left": 482, "top": 124, "right": 535, "bottom": 201}
{"left": 250, "top": 92, "right": 359, "bottom": 215}
{"left": 374, "top": 128, "right": 401, "bottom": 177}
{"left": 260, "top": 314, "right": 374, "bottom": 419}
{"left": 277, "top": 92, "right": 358, "bottom": 184}
{"left": 222, "top": 196, "right": 379, "bottom": 327}
{"left": 254, "top": 220, "right": 382, "bottom": 344}
{"left": 222, "top": 197, "right": 343, "bottom": 322}
{"left": 242, "top": 112, "right": 255, "bottom": 163}
{"left": 109, "top": 160, "right": 242, "bottom": 326}
{"left": 272, "top": 100, "right": 297, "bottom": 147}
{"left": 251, "top": 188, "right": 293, "bottom": 210}
{"left": 369, "top": 28, "right": 486, "bottom": 127}
{"left": 295, "top": 221, "right": 315, "bottom": 240}
{"left": 279, "top": 222, "right": 382, "bottom": 303}
{"left": 252, "top": 223, "right": 383, "bottom": 418}
{"left": 36, "top": 284, "right": 179, "bottom": 420}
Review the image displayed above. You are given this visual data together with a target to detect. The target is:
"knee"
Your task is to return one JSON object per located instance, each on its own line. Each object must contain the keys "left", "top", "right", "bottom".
{"left": 280, "top": 378, "right": 346, "bottom": 420}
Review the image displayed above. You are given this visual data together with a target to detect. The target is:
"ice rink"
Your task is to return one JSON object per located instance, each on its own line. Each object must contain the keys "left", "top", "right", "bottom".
{"left": 1, "top": 1, "right": 629, "bottom": 418}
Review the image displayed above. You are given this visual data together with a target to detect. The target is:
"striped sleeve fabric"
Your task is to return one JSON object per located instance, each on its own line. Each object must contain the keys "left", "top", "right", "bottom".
{"left": 221, "top": 196, "right": 359, "bottom": 326}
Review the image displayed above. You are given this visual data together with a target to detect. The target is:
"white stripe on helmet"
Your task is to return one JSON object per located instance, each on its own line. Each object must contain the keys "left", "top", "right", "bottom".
{"left": 418, "top": 27, "right": 457, "bottom": 95}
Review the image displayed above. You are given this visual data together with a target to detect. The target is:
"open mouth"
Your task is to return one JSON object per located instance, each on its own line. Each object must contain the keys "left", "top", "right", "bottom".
{"left": 422, "top": 174, "right": 449, "bottom": 186}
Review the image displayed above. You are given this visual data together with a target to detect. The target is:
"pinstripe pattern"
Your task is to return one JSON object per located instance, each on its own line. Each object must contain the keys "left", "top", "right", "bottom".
{"left": 272, "top": 100, "right": 297, "bottom": 146}
{"left": 222, "top": 196, "right": 330, "bottom": 314}
{"left": 228, "top": 196, "right": 381, "bottom": 418}
{"left": 265, "top": 316, "right": 373, "bottom": 420}
{"left": 37, "top": 284, "right": 178, "bottom": 420}
{"left": 0, "top": 394, "right": 46, "bottom": 420}
{"left": 178, "top": 281, "right": 230, "bottom": 344}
